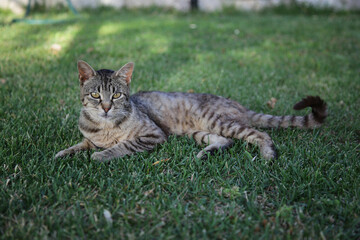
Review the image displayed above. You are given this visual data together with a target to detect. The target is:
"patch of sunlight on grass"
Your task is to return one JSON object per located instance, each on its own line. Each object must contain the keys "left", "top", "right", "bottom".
{"left": 51, "top": 25, "right": 80, "bottom": 42}
{"left": 138, "top": 32, "right": 170, "bottom": 54}
{"left": 43, "top": 25, "right": 81, "bottom": 55}
{"left": 97, "top": 23, "right": 126, "bottom": 36}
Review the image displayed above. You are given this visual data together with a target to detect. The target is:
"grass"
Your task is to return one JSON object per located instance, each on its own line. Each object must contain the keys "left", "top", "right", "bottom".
{"left": 0, "top": 8, "right": 359, "bottom": 239}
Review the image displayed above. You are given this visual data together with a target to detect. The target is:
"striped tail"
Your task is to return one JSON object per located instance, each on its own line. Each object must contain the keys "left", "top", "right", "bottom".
{"left": 248, "top": 96, "right": 327, "bottom": 129}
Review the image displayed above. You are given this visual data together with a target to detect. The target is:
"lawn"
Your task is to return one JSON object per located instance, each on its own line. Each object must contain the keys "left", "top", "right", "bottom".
{"left": 0, "top": 8, "right": 359, "bottom": 239}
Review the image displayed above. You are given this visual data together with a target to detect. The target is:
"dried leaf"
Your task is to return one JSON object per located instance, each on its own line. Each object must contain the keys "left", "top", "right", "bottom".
{"left": 266, "top": 97, "right": 277, "bottom": 109}
{"left": 189, "top": 24, "right": 197, "bottom": 29}
{"left": 217, "top": 187, "right": 223, "bottom": 196}
{"left": 50, "top": 43, "right": 62, "bottom": 54}
{"left": 262, "top": 219, "right": 268, "bottom": 226}
{"left": 144, "top": 188, "right": 154, "bottom": 197}
{"left": 103, "top": 209, "right": 113, "bottom": 224}
{"left": 136, "top": 204, "right": 146, "bottom": 214}
{"left": 152, "top": 158, "right": 170, "bottom": 166}
{"left": 190, "top": 173, "right": 194, "bottom": 182}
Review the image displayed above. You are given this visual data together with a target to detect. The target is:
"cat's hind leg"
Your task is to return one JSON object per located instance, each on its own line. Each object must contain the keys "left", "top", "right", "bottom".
{"left": 219, "top": 124, "right": 277, "bottom": 160}
{"left": 237, "top": 128, "right": 276, "bottom": 160}
{"left": 188, "top": 131, "right": 234, "bottom": 159}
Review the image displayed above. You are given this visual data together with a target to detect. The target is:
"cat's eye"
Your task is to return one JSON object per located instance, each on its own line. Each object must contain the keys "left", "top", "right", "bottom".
{"left": 90, "top": 92, "right": 100, "bottom": 99}
{"left": 113, "top": 93, "right": 122, "bottom": 99}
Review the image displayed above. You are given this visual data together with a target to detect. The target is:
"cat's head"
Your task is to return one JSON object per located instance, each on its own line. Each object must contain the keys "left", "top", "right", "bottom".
{"left": 77, "top": 60, "right": 134, "bottom": 122}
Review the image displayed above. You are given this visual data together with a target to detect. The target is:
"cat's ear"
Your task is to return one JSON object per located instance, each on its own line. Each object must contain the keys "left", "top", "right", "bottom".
{"left": 112, "top": 62, "right": 134, "bottom": 85}
{"left": 77, "top": 60, "right": 96, "bottom": 84}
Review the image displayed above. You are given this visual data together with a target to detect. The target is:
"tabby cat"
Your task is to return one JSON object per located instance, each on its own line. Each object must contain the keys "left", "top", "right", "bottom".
{"left": 55, "top": 61, "right": 327, "bottom": 162}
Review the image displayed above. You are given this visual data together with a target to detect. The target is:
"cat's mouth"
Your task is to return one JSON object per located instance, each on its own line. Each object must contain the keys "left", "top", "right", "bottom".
{"left": 101, "top": 112, "right": 117, "bottom": 120}
{"left": 99, "top": 108, "right": 112, "bottom": 118}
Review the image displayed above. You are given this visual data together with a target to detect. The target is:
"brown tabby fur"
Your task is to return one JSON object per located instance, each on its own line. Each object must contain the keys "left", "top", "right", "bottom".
{"left": 55, "top": 61, "right": 328, "bottom": 162}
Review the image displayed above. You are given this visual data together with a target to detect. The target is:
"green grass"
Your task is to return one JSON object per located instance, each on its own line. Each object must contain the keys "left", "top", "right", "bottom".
{"left": 1, "top": 8, "right": 360, "bottom": 239}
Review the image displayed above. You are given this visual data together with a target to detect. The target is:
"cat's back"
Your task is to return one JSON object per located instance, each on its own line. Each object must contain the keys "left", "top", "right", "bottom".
{"left": 131, "top": 91, "right": 221, "bottom": 112}
{"left": 131, "top": 91, "right": 247, "bottom": 112}
{"left": 130, "top": 91, "right": 249, "bottom": 135}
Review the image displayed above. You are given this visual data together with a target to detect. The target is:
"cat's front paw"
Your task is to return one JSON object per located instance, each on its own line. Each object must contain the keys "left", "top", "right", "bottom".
{"left": 91, "top": 152, "right": 109, "bottom": 162}
{"left": 55, "top": 150, "right": 68, "bottom": 159}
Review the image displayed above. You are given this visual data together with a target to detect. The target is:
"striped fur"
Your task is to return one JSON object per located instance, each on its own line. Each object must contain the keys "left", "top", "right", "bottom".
{"left": 55, "top": 61, "right": 328, "bottom": 161}
{"left": 247, "top": 96, "right": 327, "bottom": 129}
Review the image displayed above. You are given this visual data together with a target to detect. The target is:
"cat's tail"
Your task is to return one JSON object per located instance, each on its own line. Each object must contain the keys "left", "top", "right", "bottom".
{"left": 247, "top": 96, "right": 327, "bottom": 129}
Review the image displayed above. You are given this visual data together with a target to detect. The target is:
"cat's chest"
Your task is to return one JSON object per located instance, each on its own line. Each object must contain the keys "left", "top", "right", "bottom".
{"left": 81, "top": 126, "right": 129, "bottom": 149}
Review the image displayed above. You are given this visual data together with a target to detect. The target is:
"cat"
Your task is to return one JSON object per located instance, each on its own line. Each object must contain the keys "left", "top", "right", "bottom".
{"left": 55, "top": 60, "right": 327, "bottom": 162}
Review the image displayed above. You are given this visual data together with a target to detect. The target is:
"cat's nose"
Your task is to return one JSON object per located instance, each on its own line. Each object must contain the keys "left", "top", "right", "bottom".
{"left": 101, "top": 102, "right": 111, "bottom": 113}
